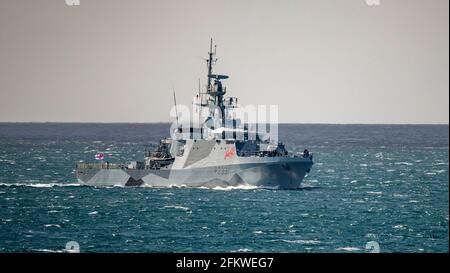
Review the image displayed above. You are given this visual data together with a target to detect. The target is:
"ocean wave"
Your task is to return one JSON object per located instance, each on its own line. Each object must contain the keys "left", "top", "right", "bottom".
{"left": 230, "top": 248, "right": 252, "bottom": 253}
{"left": 47, "top": 210, "right": 62, "bottom": 213}
{"left": 96, "top": 183, "right": 267, "bottom": 191}
{"left": 162, "top": 205, "right": 190, "bottom": 211}
{"left": 0, "top": 159, "right": 16, "bottom": 164}
{"left": 0, "top": 181, "right": 309, "bottom": 191}
{"left": 236, "top": 248, "right": 252, "bottom": 252}
{"left": 299, "top": 183, "right": 319, "bottom": 190}
{"left": 210, "top": 184, "right": 259, "bottom": 191}
{"left": 337, "top": 247, "right": 361, "bottom": 252}
{"left": 103, "top": 185, "right": 126, "bottom": 189}
{"left": 140, "top": 183, "right": 262, "bottom": 191}
{"left": 44, "top": 224, "right": 61, "bottom": 228}
{"left": 0, "top": 182, "right": 82, "bottom": 188}
{"left": 32, "top": 249, "right": 65, "bottom": 253}
{"left": 366, "top": 191, "right": 382, "bottom": 195}
{"left": 282, "top": 239, "right": 321, "bottom": 245}
{"left": 393, "top": 193, "right": 407, "bottom": 198}
{"left": 394, "top": 162, "right": 413, "bottom": 166}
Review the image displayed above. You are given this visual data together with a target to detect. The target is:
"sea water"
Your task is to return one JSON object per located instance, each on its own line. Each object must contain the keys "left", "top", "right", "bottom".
{"left": 0, "top": 123, "right": 448, "bottom": 252}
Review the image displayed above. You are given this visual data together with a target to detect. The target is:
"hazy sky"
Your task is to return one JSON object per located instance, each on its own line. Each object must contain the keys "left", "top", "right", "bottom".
{"left": 0, "top": 0, "right": 448, "bottom": 123}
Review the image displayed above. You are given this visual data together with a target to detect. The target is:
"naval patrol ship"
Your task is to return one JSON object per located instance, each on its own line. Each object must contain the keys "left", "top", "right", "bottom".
{"left": 76, "top": 40, "right": 313, "bottom": 189}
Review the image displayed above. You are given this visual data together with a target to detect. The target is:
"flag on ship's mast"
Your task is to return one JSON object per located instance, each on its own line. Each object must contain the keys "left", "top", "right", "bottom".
{"left": 95, "top": 153, "right": 105, "bottom": 160}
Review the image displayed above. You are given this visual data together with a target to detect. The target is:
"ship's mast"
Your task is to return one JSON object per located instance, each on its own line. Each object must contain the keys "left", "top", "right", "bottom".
{"left": 207, "top": 38, "right": 214, "bottom": 92}
{"left": 205, "top": 39, "right": 228, "bottom": 136}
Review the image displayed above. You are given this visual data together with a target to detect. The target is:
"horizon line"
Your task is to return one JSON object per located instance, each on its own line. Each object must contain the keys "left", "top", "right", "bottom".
{"left": 0, "top": 121, "right": 448, "bottom": 126}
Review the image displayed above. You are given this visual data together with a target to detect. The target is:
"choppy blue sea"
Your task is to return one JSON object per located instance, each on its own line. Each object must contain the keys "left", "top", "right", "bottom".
{"left": 0, "top": 123, "right": 448, "bottom": 253}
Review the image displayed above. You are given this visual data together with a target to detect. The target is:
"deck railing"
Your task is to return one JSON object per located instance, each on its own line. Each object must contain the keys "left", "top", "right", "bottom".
{"left": 237, "top": 151, "right": 313, "bottom": 159}
{"left": 76, "top": 163, "right": 125, "bottom": 170}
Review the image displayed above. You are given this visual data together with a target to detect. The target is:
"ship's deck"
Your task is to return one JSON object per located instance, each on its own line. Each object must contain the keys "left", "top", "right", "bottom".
{"left": 76, "top": 163, "right": 125, "bottom": 170}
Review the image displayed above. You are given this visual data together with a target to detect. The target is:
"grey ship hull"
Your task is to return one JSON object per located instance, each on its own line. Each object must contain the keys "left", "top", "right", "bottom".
{"left": 76, "top": 157, "right": 313, "bottom": 189}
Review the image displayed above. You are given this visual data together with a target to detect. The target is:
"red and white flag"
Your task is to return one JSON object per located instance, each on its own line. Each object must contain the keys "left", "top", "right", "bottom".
{"left": 95, "top": 153, "right": 105, "bottom": 160}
